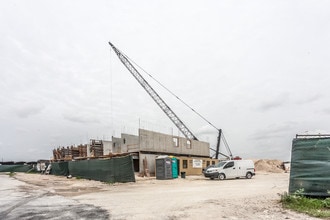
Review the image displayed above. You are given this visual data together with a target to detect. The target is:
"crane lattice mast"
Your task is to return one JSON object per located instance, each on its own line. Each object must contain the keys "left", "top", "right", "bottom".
{"left": 109, "top": 42, "right": 198, "bottom": 140}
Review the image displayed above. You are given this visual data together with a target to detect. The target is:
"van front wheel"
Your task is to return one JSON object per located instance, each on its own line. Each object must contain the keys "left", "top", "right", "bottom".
{"left": 246, "top": 172, "right": 252, "bottom": 179}
{"left": 218, "top": 173, "right": 225, "bottom": 180}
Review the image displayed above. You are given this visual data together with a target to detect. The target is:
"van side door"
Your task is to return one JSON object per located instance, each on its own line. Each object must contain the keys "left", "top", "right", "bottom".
{"left": 236, "top": 161, "right": 246, "bottom": 177}
{"left": 223, "top": 161, "right": 237, "bottom": 178}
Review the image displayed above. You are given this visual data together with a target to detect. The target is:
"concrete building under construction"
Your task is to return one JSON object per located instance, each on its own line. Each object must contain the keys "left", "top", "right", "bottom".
{"left": 114, "top": 128, "right": 217, "bottom": 176}
{"left": 53, "top": 128, "right": 218, "bottom": 176}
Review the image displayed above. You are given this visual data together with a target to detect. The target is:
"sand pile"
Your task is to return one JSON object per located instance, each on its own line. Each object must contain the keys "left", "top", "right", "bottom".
{"left": 254, "top": 159, "right": 284, "bottom": 173}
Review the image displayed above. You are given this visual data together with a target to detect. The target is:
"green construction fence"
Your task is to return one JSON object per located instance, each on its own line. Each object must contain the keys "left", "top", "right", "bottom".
{"left": 68, "top": 155, "right": 135, "bottom": 183}
{"left": 51, "top": 161, "right": 69, "bottom": 176}
{"left": 289, "top": 137, "right": 330, "bottom": 197}
{"left": 0, "top": 165, "right": 34, "bottom": 173}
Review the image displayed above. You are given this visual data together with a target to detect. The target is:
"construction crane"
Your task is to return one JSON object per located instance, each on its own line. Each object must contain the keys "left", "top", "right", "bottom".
{"left": 109, "top": 42, "right": 232, "bottom": 159}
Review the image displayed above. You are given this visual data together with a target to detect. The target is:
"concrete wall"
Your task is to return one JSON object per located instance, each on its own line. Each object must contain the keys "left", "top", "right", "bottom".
{"left": 139, "top": 153, "right": 158, "bottom": 175}
{"left": 107, "top": 129, "right": 212, "bottom": 176}
{"left": 139, "top": 129, "right": 210, "bottom": 157}
{"left": 112, "top": 137, "right": 122, "bottom": 153}
{"left": 121, "top": 133, "right": 139, "bottom": 153}
{"left": 111, "top": 134, "right": 139, "bottom": 153}
{"left": 103, "top": 140, "right": 112, "bottom": 155}
{"left": 87, "top": 144, "right": 91, "bottom": 157}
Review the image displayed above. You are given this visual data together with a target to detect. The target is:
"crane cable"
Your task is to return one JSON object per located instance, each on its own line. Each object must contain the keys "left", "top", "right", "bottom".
{"left": 121, "top": 50, "right": 219, "bottom": 131}
{"left": 110, "top": 47, "right": 232, "bottom": 156}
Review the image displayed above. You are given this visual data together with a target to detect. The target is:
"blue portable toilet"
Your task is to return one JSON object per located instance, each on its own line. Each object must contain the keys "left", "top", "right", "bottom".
{"left": 171, "top": 157, "right": 178, "bottom": 178}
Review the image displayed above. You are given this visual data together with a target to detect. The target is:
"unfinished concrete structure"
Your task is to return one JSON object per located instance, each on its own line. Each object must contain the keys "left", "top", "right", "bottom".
{"left": 110, "top": 129, "right": 214, "bottom": 175}
{"left": 52, "top": 128, "right": 215, "bottom": 176}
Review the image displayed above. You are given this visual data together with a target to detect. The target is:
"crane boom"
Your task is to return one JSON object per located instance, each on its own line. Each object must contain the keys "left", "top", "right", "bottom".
{"left": 109, "top": 42, "right": 198, "bottom": 140}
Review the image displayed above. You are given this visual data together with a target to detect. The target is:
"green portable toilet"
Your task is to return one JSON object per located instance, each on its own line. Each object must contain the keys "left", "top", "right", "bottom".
{"left": 171, "top": 157, "right": 178, "bottom": 178}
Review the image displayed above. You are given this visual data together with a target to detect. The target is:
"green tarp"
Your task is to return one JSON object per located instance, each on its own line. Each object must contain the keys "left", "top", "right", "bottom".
{"left": 0, "top": 165, "right": 33, "bottom": 172}
{"left": 51, "top": 161, "right": 69, "bottom": 176}
{"left": 289, "top": 137, "right": 330, "bottom": 197}
{"left": 68, "top": 155, "right": 135, "bottom": 183}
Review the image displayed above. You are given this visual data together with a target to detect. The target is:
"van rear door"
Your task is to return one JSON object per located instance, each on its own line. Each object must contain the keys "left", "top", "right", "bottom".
{"left": 236, "top": 160, "right": 255, "bottom": 177}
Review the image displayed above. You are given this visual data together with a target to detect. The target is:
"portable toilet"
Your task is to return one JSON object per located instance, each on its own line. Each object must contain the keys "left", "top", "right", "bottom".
{"left": 155, "top": 156, "right": 172, "bottom": 180}
{"left": 171, "top": 157, "right": 178, "bottom": 178}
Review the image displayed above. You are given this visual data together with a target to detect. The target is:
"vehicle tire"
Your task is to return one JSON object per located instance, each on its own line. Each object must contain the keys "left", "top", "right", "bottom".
{"left": 246, "top": 172, "right": 252, "bottom": 179}
{"left": 218, "top": 173, "right": 225, "bottom": 180}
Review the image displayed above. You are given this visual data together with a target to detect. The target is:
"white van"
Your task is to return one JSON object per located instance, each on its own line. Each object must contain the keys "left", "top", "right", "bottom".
{"left": 204, "top": 160, "right": 255, "bottom": 180}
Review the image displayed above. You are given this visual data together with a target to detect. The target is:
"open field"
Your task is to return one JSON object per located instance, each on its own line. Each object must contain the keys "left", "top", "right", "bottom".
{"left": 0, "top": 172, "right": 319, "bottom": 220}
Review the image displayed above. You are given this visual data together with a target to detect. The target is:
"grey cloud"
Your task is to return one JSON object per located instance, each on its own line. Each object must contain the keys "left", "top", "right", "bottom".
{"left": 195, "top": 125, "right": 217, "bottom": 136}
{"left": 15, "top": 127, "right": 30, "bottom": 133}
{"left": 14, "top": 105, "right": 44, "bottom": 118}
{"left": 249, "top": 122, "right": 297, "bottom": 141}
{"left": 323, "top": 108, "right": 330, "bottom": 115}
{"left": 257, "top": 93, "right": 323, "bottom": 114}
{"left": 295, "top": 93, "right": 322, "bottom": 105}
{"left": 63, "top": 112, "right": 100, "bottom": 124}
{"left": 258, "top": 100, "right": 284, "bottom": 111}
{"left": 257, "top": 93, "right": 289, "bottom": 111}
{"left": 1, "top": 1, "right": 330, "bottom": 161}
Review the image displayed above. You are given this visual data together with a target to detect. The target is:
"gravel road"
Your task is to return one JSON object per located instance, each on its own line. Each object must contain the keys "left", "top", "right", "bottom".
{"left": 0, "top": 172, "right": 319, "bottom": 219}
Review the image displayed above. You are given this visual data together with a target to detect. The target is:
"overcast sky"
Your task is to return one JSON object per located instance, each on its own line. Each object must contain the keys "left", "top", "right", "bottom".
{"left": 1, "top": 1, "right": 329, "bottom": 162}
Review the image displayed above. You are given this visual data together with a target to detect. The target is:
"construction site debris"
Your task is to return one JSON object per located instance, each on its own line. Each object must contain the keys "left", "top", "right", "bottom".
{"left": 254, "top": 159, "right": 285, "bottom": 173}
{"left": 90, "top": 139, "right": 103, "bottom": 157}
{"left": 53, "top": 144, "right": 88, "bottom": 161}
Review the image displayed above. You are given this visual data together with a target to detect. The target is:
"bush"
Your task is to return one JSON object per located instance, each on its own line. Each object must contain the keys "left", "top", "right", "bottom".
{"left": 8, "top": 172, "right": 16, "bottom": 177}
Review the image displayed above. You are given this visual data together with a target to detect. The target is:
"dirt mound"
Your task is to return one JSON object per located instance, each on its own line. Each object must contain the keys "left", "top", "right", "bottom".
{"left": 254, "top": 159, "right": 284, "bottom": 173}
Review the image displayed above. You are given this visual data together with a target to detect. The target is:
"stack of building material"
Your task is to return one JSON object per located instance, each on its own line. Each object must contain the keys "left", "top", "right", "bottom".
{"left": 78, "top": 144, "right": 87, "bottom": 157}
{"left": 53, "top": 140, "right": 106, "bottom": 161}
{"left": 64, "top": 147, "right": 72, "bottom": 160}
{"left": 53, "top": 146, "right": 82, "bottom": 161}
{"left": 71, "top": 146, "right": 80, "bottom": 158}
{"left": 90, "top": 139, "right": 104, "bottom": 157}
{"left": 53, "top": 148, "right": 61, "bottom": 160}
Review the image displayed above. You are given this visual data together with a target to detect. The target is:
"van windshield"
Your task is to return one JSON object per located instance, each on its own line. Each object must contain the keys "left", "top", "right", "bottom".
{"left": 215, "top": 161, "right": 227, "bottom": 168}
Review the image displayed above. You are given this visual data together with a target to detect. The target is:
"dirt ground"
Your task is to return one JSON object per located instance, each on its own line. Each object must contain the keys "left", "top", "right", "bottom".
{"left": 1, "top": 171, "right": 320, "bottom": 220}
